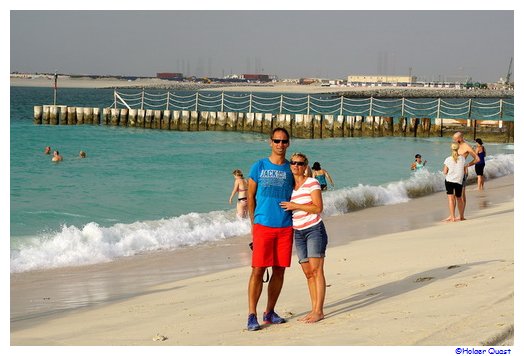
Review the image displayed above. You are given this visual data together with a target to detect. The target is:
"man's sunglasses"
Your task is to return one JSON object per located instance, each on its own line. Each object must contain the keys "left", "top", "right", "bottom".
{"left": 272, "top": 139, "right": 289, "bottom": 144}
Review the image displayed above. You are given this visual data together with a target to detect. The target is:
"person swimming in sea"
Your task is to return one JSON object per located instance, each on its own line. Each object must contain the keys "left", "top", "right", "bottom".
{"left": 52, "top": 150, "right": 63, "bottom": 162}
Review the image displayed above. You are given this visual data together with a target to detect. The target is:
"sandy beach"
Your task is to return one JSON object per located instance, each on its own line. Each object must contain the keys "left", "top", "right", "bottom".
{"left": 10, "top": 76, "right": 513, "bottom": 97}
{"left": 10, "top": 175, "right": 514, "bottom": 346}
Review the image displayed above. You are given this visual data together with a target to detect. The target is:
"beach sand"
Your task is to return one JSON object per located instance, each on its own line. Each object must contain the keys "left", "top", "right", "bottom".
{"left": 9, "top": 75, "right": 370, "bottom": 93}
{"left": 10, "top": 76, "right": 512, "bottom": 97}
{"left": 10, "top": 175, "right": 514, "bottom": 346}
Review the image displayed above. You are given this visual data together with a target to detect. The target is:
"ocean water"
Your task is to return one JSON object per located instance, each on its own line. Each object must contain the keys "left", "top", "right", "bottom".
{"left": 10, "top": 87, "right": 514, "bottom": 273}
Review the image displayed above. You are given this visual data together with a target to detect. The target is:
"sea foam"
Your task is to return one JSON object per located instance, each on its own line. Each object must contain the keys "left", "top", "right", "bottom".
{"left": 11, "top": 153, "right": 513, "bottom": 273}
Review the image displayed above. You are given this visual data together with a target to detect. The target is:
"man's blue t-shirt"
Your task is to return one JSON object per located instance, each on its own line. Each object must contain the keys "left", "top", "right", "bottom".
{"left": 248, "top": 157, "right": 293, "bottom": 228}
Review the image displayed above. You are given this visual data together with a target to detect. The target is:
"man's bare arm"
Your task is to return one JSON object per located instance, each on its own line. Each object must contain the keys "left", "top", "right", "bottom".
{"left": 467, "top": 144, "right": 480, "bottom": 167}
{"left": 247, "top": 178, "right": 257, "bottom": 226}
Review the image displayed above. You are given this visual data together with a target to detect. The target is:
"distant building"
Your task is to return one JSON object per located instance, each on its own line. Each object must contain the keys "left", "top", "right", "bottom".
{"left": 299, "top": 78, "right": 318, "bottom": 85}
{"left": 240, "top": 74, "right": 270, "bottom": 82}
{"left": 348, "top": 75, "right": 417, "bottom": 85}
{"left": 157, "top": 72, "right": 184, "bottom": 80}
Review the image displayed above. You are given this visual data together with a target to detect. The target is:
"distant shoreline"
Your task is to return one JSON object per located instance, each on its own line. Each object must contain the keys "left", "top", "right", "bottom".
{"left": 10, "top": 76, "right": 514, "bottom": 98}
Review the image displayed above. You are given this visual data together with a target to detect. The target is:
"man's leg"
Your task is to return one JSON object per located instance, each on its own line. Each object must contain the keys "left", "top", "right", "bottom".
{"left": 248, "top": 267, "right": 266, "bottom": 315}
{"left": 266, "top": 266, "right": 285, "bottom": 313}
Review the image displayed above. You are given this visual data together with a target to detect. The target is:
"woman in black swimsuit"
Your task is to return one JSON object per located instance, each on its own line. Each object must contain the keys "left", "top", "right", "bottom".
{"left": 229, "top": 169, "right": 248, "bottom": 218}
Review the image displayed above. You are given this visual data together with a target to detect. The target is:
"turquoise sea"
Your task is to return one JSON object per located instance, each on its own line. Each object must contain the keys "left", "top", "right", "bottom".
{"left": 10, "top": 87, "right": 514, "bottom": 273}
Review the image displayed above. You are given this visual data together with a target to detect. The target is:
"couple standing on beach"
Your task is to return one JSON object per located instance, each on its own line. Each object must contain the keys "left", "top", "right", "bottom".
{"left": 443, "top": 132, "right": 481, "bottom": 222}
{"left": 246, "top": 127, "right": 328, "bottom": 331}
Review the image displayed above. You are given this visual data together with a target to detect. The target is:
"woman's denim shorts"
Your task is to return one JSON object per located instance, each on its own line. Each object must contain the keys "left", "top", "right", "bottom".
{"left": 294, "top": 220, "right": 328, "bottom": 263}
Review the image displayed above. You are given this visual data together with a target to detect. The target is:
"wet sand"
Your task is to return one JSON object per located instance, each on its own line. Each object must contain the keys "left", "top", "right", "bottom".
{"left": 10, "top": 175, "right": 514, "bottom": 345}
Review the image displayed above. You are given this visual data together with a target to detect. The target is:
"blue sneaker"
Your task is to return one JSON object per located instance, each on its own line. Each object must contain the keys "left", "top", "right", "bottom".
{"left": 247, "top": 313, "right": 261, "bottom": 331}
{"left": 263, "top": 310, "right": 286, "bottom": 324}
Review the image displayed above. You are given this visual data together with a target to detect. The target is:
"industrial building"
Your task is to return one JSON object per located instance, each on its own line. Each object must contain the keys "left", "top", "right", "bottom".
{"left": 240, "top": 74, "right": 270, "bottom": 82}
{"left": 348, "top": 75, "right": 417, "bottom": 85}
{"left": 157, "top": 72, "right": 184, "bottom": 80}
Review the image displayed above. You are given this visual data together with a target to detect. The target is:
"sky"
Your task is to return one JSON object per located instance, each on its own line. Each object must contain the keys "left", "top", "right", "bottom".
{"left": 10, "top": 9, "right": 514, "bottom": 83}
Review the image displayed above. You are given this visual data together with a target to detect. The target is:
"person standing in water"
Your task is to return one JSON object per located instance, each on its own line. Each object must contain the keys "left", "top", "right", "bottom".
{"left": 311, "top": 162, "right": 334, "bottom": 191}
{"left": 452, "top": 132, "right": 480, "bottom": 220}
{"left": 474, "top": 138, "right": 486, "bottom": 191}
{"left": 229, "top": 169, "right": 248, "bottom": 219}
{"left": 280, "top": 152, "right": 328, "bottom": 323}
{"left": 411, "top": 154, "right": 427, "bottom": 171}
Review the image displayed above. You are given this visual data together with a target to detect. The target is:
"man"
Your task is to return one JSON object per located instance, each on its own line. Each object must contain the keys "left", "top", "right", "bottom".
{"left": 246, "top": 127, "right": 294, "bottom": 331}
{"left": 452, "top": 132, "right": 480, "bottom": 220}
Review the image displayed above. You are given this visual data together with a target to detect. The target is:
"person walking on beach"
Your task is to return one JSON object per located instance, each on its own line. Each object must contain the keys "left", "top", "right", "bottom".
{"left": 311, "top": 162, "right": 334, "bottom": 191}
{"left": 411, "top": 154, "right": 427, "bottom": 171}
{"left": 474, "top": 138, "right": 486, "bottom": 191}
{"left": 443, "top": 143, "right": 467, "bottom": 222}
{"left": 52, "top": 150, "right": 63, "bottom": 162}
{"left": 246, "top": 127, "right": 294, "bottom": 331}
{"left": 280, "top": 152, "right": 328, "bottom": 323}
{"left": 229, "top": 169, "right": 248, "bottom": 219}
{"left": 452, "top": 132, "right": 480, "bottom": 220}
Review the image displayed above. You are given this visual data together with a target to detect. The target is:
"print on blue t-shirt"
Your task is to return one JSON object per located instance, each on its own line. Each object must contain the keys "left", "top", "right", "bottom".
{"left": 248, "top": 157, "right": 293, "bottom": 228}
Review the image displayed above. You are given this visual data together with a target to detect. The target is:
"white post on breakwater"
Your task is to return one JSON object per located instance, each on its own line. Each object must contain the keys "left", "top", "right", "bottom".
{"left": 53, "top": 72, "right": 58, "bottom": 106}
{"left": 32, "top": 91, "right": 514, "bottom": 143}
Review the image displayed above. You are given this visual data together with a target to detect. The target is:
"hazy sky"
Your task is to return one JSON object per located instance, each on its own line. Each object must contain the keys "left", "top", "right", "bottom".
{"left": 10, "top": 10, "right": 514, "bottom": 82}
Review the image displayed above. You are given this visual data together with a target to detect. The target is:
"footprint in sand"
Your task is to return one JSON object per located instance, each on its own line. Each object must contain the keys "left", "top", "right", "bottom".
{"left": 414, "top": 277, "right": 435, "bottom": 283}
{"left": 455, "top": 283, "right": 468, "bottom": 288}
{"left": 153, "top": 333, "right": 168, "bottom": 341}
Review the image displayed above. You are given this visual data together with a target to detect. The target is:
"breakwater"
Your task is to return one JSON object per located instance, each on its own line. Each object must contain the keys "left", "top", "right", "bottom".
{"left": 33, "top": 90, "right": 514, "bottom": 142}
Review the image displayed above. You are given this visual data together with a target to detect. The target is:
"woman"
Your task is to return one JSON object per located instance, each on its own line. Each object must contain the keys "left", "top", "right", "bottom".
{"left": 443, "top": 143, "right": 467, "bottom": 222}
{"left": 311, "top": 162, "right": 334, "bottom": 191}
{"left": 51, "top": 150, "right": 63, "bottom": 162}
{"left": 280, "top": 153, "right": 328, "bottom": 323}
{"left": 474, "top": 138, "right": 486, "bottom": 191}
{"left": 410, "top": 153, "right": 427, "bottom": 171}
{"left": 229, "top": 169, "right": 248, "bottom": 218}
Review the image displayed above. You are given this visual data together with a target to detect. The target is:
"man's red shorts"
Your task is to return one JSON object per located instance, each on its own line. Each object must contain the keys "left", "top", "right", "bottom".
{"left": 252, "top": 224, "right": 293, "bottom": 268}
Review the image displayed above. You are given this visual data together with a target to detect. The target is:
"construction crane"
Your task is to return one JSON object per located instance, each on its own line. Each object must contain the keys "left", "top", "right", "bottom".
{"left": 504, "top": 57, "right": 513, "bottom": 87}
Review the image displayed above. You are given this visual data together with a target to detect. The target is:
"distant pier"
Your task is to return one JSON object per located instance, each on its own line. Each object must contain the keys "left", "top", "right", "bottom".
{"left": 33, "top": 90, "right": 514, "bottom": 142}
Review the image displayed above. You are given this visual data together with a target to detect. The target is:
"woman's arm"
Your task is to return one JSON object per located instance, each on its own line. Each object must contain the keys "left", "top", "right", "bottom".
{"left": 229, "top": 180, "right": 239, "bottom": 204}
{"left": 325, "top": 170, "right": 334, "bottom": 186}
{"left": 280, "top": 189, "right": 323, "bottom": 214}
{"left": 247, "top": 178, "right": 257, "bottom": 225}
